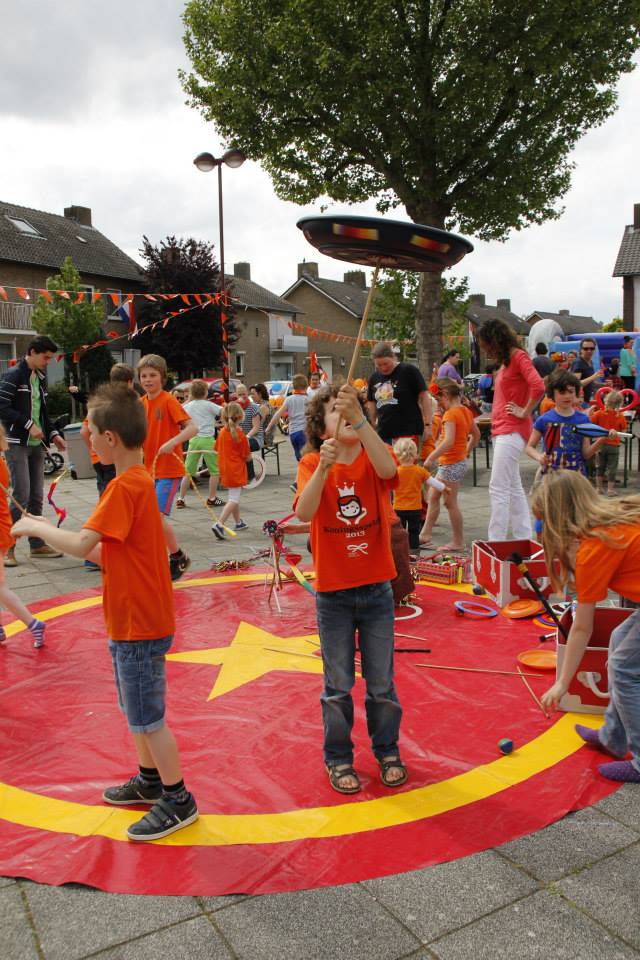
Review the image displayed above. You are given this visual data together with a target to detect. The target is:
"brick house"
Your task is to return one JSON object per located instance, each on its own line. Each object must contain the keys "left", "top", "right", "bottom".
{"left": 613, "top": 202, "right": 640, "bottom": 331}
{"left": 227, "top": 262, "right": 303, "bottom": 384}
{"left": 0, "top": 201, "right": 145, "bottom": 378}
{"left": 281, "top": 263, "right": 373, "bottom": 381}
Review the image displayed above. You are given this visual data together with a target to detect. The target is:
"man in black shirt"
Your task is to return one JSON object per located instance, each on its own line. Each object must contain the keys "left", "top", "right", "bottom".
{"left": 532, "top": 342, "right": 555, "bottom": 378}
{"left": 366, "top": 342, "right": 431, "bottom": 444}
{"left": 570, "top": 338, "right": 601, "bottom": 404}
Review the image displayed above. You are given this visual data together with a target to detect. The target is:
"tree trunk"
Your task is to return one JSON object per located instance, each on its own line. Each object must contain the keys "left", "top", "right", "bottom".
{"left": 415, "top": 272, "right": 443, "bottom": 379}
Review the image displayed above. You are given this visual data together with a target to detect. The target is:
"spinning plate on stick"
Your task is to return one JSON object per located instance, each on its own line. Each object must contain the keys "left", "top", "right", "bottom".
{"left": 297, "top": 214, "right": 473, "bottom": 435}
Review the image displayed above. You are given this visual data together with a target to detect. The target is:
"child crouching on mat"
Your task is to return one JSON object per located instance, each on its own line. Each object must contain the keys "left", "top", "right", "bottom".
{"left": 392, "top": 438, "right": 448, "bottom": 551}
{"left": 212, "top": 401, "right": 251, "bottom": 540}
{"left": 534, "top": 470, "right": 640, "bottom": 783}
{"left": 12, "top": 385, "right": 198, "bottom": 839}
{"left": 295, "top": 383, "right": 406, "bottom": 795}
{"left": 0, "top": 425, "right": 45, "bottom": 647}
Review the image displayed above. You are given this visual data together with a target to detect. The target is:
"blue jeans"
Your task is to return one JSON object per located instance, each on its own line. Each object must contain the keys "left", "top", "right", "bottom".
{"left": 316, "top": 581, "right": 402, "bottom": 766}
{"left": 290, "top": 430, "right": 306, "bottom": 461}
{"left": 109, "top": 636, "right": 173, "bottom": 734}
{"left": 600, "top": 609, "right": 640, "bottom": 771}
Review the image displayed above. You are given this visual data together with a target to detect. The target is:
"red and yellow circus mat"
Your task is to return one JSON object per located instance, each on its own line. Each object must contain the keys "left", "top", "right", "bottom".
{"left": 0, "top": 573, "right": 618, "bottom": 896}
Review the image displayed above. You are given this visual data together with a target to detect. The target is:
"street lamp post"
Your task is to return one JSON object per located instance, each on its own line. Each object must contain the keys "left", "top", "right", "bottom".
{"left": 193, "top": 148, "right": 246, "bottom": 401}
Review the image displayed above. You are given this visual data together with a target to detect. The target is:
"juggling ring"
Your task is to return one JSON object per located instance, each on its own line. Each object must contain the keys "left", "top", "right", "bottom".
{"left": 454, "top": 601, "right": 498, "bottom": 618}
{"left": 595, "top": 385, "right": 638, "bottom": 412}
{"left": 394, "top": 603, "right": 422, "bottom": 622}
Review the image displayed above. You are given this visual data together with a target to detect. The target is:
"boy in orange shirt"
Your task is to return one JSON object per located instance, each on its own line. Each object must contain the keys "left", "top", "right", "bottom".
{"left": 420, "top": 378, "right": 480, "bottom": 550}
{"left": 392, "top": 437, "right": 447, "bottom": 550}
{"left": 296, "top": 383, "right": 406, "bottom": 795}
{"left": 590, "top": 390, "right": 628, "bottom": 496}
{"left": 137, "top": 355, "right": 197, "bottom": 580}
{"left": 12, "top": 385, "right": 197, "bottom": 839}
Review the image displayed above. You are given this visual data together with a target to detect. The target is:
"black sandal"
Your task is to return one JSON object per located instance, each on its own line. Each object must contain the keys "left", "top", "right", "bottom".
{"left": 379, "top": 756, "right": 408, "bottom": 788}
{"left": 326, "top": 764, "right": 361, "bottom": 794}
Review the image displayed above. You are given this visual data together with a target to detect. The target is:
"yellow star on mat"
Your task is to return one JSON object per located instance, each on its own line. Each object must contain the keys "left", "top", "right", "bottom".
{"left": 167, "top": 621, "right": 325, "bottom": 700}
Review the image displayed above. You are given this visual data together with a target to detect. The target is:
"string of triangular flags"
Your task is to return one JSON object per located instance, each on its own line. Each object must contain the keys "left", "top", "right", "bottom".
{"left": 288, "top": 320, "right": 465, "bottom": 346}
{"left": 0, "top": 283, "right": 232, "bottom": 308}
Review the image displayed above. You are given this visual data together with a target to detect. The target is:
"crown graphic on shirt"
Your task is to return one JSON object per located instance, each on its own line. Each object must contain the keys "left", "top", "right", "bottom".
{"left": 337, "top": 482, "right": 356, "bottom": 498}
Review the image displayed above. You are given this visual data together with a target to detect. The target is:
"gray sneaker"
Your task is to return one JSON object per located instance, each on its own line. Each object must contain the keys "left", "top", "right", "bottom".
{"left": 127, "top": 794, "right": 199, "bottom": 841}
{"left": 102, "top": 775, "right": 162, "bottom": 806}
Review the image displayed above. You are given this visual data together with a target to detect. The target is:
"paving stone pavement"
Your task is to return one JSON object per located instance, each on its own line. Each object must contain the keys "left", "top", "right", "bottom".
{"left": 3, "top": 440, "right": 640, "bottom": 959}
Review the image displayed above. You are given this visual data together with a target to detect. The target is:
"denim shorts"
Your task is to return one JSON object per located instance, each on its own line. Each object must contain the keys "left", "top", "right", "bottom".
{"left": 155, "top": 477, "right": 181, "bottom": 515}
{"left": 109, "top": 636, "right": 173, "bottom": 734}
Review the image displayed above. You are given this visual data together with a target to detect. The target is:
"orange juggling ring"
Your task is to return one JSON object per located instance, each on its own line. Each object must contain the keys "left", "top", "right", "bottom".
{"left": 595, "top": 385, "right": 638, "bottom": 412}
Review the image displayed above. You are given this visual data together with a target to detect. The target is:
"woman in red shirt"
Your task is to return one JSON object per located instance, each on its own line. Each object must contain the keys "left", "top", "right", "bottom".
{"left": 477, "top": 320, "right": 544, "bottom": 540}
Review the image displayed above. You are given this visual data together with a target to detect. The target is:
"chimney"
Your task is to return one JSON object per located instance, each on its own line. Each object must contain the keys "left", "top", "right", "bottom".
{"left": 64, "top": 205, "right": 92, "bottom": 227}
{"left": 634, "top": 203, "right": 640, "bottom": 230}
{"left": 234, "top": 262, "right": 251, "bottom": 281}
{"left": 298, "top": 261, "right": 319, "bottom": 279}
{"left": 469, "top": 294, "right": 485, "bottom": 306}
{"left": 559, "top": 309, "right": 570, "bottom": 316}
{"left": 343, "top": 270, "right": 366, "bottom": 289}
{"left": 497, "top": 298, "right": 511, "bottom": 311}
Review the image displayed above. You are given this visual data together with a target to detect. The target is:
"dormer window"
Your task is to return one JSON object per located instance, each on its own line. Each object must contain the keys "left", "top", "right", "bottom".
{"left": 6, "top": 215, "right": 43, "bottom": 237}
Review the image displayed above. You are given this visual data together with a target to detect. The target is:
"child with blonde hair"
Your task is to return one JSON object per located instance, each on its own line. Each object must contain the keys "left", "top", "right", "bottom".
{"left": 534, "top": 471, "right": 640, "bottom": 783}
{"left": 392, "top": 438, "right": 447, "bottom": 551}
{"left": 420, "top": 379, "right": 480, "bottom": 550}
{"left": 590, "top": 390, "right": 628, "bottom": 496}
{"left": 212, "top": 402, "right": 251, "bottom": 540}
{"left": 0, "top": 424, "right": 46, "bottom": 647}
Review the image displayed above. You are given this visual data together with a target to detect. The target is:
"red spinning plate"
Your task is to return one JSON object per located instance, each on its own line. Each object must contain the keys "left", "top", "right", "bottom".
{"left": 297, "top": 214, "right": 473, "bottom": 272}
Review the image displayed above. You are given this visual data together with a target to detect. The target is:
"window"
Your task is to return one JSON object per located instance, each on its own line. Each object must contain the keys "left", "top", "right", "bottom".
{"left": 6, "top": 215, "right": 43, "bottom": 237}
{"left": 105, "top": 290, "right": 122, "bottom": 319}
{"left": 235, "top": 352, "right": 246, "bottom": 376}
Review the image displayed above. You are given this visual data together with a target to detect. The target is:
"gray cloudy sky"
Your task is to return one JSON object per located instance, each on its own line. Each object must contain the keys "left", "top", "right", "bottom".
{"left": 2, "top": 0, "right": 639, "bottom": 323}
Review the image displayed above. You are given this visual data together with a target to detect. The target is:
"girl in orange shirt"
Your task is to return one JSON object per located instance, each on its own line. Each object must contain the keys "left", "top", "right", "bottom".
{"left": 393, "top": 438, "right": 446, "bottom": 550}
{"left": 420, "top": 379, "right": 480, "bottom": 551}
{"left": 212, "top": 402, "right": 251, "bottom": 540}
{"left": 0, "top": 425, "right": 46, "bottom": 647}
{"left": 534, "top": 471, "right": 640, "bottom": 783}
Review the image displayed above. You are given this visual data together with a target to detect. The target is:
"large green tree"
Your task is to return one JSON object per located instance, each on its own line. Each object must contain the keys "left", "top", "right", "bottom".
{"left": 134, "top": 235, "right": 239, "bottom": 380}
{"left": 181, "top": 0, "right": 640, "bottom": 371}
{"left": 31, "top": 257, "right": 113, "bottom": 395}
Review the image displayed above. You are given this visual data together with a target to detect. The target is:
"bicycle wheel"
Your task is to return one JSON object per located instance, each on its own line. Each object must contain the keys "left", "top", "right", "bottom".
{"left": 245, "top": 453, "right": 266, "bottom": 490}
{"left": 43, "top": 452, "right": 64, "bottom": 476}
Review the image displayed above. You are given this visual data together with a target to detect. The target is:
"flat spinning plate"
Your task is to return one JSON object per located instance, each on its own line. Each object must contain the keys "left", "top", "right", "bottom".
{"left": 297, "top": 215, "right": 473, "bottom": 272}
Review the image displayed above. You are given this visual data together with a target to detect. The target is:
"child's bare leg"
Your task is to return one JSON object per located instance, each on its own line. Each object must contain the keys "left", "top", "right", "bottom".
{"left": 440, "top": 482, "right": 465, "bottom": 550}
{"left": 419, "top": 487, "right": 441, "bottom": 543}
{"left": 133, "top": 726, "right": 182, "bottom": 786}
{"left": 161, "top": 516, "right": 178, "bottom": 554}
{"left": 0, "top": 558, "right": 44, "bottom": 645}
{"left": 178, "top": 476, "right": 189, "bottom": 500}
{"left": 207, "top": 475, "right": 220, "bottom": 499}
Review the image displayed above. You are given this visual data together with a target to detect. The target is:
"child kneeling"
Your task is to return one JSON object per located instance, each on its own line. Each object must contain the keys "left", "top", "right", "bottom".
{"left": 12, "top": 385, "right": 197, "bottom": 841}
{"left": 296, "top": 384, "right": 406, "bottom": 794}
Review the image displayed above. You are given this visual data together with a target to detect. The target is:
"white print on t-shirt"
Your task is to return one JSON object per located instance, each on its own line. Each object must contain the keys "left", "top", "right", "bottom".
{"left": 335, "top": 482, "right": 368, "bottom": 526}
{"left": 374, "top": 380, "right": 398, "bottom": 408}
{"left": 346, "top": 542, "right": 369, "bottom": 557}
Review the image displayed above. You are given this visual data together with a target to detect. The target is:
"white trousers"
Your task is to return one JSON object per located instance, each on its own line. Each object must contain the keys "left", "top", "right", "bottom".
{"left": 488, "top": 433, "right": 532, "bottom": 540}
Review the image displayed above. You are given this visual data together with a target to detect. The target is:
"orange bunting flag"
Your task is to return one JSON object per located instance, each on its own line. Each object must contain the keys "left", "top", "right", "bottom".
{"left": 56, "top": 290, "right": 70, "bottom": 300}
{"left": 109, "top": 293, "right": 119, "bottom": 306}
{"left": 37, "top": 290, "right": 53, "bottom": 303}
{"left": 163, "top": 318, "right": 170, "bottom": 328}
{"left": 93, "top": 292, "right": 102, "bottom": 302}
{"left": 194, "top": 294, "right": 202, "bottom": 305}
{"left": 16, "top": 287, "right": 30, "bottom": 300}
{"left": 143, "top": 294, "right": 157, "bottom": 301}
{"left": 107, "top": 331, "right": 119, "bottom": 339}
{"left": 180, "top": 294, "right": 190, "bottom": 306}
{"left": 0, "top": 286, "right": 7, "bottom": 301}
{"left": 73, "top": 292, "right": 85, "bottom": 305}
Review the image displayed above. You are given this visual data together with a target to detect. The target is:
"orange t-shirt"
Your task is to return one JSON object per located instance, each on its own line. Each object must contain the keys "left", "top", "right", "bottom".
{"left": 394, "top": 464, "right": 430, "bottom": 511}
{"left": 439, "top": 405, "right": 474, "bottom": 465}
{"left": 539, "top": 397, "right": 555, "bottom": 414}
{"left": 296, "top": 447, "right": 398, "bottom": 592}
{"left": 215, "top": 426, "right": 250, "bottom": 488}
{"left": 82, "top": 416, "right": 99, "bottom": 465}
{"left": 0, "top": 457, "right": 14, "bottom": 552}
{"left": 420, "top": 415, "right": 441, "bottom": 461}
{"left": 575, "top": 523, "right": 640, "bottom": 603}
{"left": 84, "top": 465, "right": 174, "bottom": 641}
{"left": 141, "top": 391, "right": 188, "bottom": 479}
{"left": 590, "top": 409, "right": 627, "bottom": 447}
